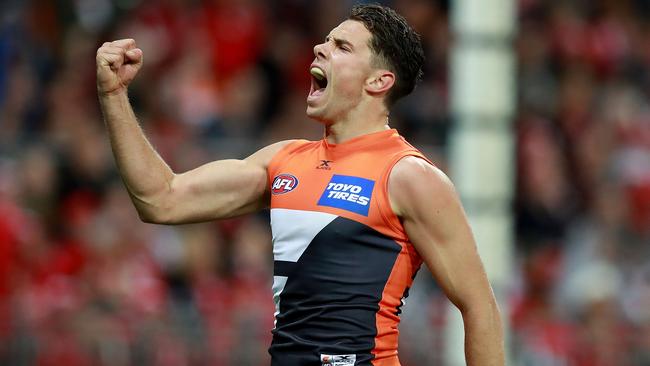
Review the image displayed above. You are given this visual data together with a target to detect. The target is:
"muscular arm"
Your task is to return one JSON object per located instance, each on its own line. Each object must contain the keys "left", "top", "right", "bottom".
{"left": 389, "top": 157, "right": 504, "bottom": 366}
{"left": 97, "top": 39, "right": 293, "bottom": 224}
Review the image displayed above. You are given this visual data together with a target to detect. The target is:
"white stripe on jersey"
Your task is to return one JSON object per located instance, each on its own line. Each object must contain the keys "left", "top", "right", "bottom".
{"left": 270, "top": 208, "right": 337, "bottom": 262}
{"left": 270, "top": 208, "right": 337, "bottom": 326}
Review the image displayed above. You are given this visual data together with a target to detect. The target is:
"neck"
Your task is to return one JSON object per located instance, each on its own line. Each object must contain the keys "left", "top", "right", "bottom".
{"left": 325, "top": 122, "right": 390, "bottom": 144}
{"left": 323, "top": 101, "right": 390, "bottom": 144}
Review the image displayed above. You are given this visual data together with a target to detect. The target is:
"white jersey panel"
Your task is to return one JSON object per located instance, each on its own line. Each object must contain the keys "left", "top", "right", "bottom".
{"left": 270, "top": 208, "right": 337, "bottom": 262}
{"left": 270, "top": 208, "right": 337, "bottom": 325}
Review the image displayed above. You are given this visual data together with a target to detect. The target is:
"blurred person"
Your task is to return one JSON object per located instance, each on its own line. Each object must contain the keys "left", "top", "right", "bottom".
{"left": 199, "top": 0, "right": 267, "bottom": 84}
{"left": 18, "top": 144, "right": 60, "bottom": 220}
{"left": 96, "top": 4, "right": 503, "bottom": 366}
{"left": 228, "top": 217, "right": 275, "bottom": 365}
{"left": 571, "top": 296, "right": 633, "bottom": 366}
{"left": 516, "top": 117, "right": 575, "bottom": 251}
{"left": 0, "top": 61, "right": 36, "bottom": 150}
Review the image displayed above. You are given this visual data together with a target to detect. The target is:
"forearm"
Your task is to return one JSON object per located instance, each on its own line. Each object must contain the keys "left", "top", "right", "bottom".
{"left": 99, "top": 91, "right": 174, "bottom": 213}
{"left": 462, "top": 299, "right": 505, "bottom": 366}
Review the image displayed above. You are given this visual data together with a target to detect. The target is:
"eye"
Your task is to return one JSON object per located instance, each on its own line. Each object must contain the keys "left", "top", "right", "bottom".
{"left": 335, "top": 42, "right": 350, "bottom": 52}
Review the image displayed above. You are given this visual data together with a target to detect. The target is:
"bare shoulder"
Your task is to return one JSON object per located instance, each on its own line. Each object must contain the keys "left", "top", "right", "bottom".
{"left": 245, "top": 139, "right": 300, "bottom": 168}
{"left": 388, "top": 156, "right": 458, "bottom": 217}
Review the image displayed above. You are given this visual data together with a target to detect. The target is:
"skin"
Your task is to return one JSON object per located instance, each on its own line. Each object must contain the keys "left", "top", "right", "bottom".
{"left": 389, "top": 157, "right": 505, "bottom": 365}
{"left": 307, "top": 20, "right": 396, "bottom": 142}
{"left": 97, "top": 19, "right": 504, "bottom": 365}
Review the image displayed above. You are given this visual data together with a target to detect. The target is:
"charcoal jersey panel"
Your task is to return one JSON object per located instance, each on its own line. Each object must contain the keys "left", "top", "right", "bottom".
{"left": 267, "top": 129, "right": 430, "bottom": 366}
{"left": 270, "top": 216, "right": 400, "bottom": 366}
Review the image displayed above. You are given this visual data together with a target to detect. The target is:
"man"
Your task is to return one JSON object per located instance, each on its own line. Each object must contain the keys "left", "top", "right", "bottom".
{"left": 96, "top": 4, "right": 504, "bottom": 366}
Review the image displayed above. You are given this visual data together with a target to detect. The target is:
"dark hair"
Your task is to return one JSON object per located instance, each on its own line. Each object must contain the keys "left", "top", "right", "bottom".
{"left": 349, "top": 3, "right": 425, "bottom": 107}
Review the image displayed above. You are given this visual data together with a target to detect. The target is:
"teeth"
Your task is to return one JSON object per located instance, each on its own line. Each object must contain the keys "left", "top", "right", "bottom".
{"left": 310, "top": 67, "right": 325, "bottom": 81}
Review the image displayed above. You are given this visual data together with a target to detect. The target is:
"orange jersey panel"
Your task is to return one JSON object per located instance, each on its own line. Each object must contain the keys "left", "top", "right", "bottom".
{"left": 267, "top": 129, "right": 429, "bottom": 366}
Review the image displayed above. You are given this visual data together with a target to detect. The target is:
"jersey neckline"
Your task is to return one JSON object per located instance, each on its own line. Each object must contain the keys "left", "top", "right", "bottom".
{"left": 321, "top": 128, "right": 399, "bottom": 153}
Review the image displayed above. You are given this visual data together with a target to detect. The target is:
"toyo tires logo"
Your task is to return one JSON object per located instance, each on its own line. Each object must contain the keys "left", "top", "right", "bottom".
{"left": 317, "top": 174, "right": 375, "bottom": 216}
{"left": 271, "top": 174, "right": 299, "bottom": 194}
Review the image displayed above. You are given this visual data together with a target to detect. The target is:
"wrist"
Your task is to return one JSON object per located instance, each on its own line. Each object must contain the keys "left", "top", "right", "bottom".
{"left": 98, "top": 86, "right": 129, "bottom": 99}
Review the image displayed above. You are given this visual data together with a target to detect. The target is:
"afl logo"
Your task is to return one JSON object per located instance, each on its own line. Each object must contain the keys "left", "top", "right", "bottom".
{"left": 271, "top": 174, "right": 299, "bottom": 195}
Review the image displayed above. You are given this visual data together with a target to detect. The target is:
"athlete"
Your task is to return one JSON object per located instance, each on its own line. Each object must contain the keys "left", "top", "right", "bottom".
{"left": 97, "top": 4, "right": 504, "bottom": 366}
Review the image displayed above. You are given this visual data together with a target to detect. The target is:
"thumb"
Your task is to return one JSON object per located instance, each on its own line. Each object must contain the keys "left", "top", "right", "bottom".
{"left": 125, "top": 48, "right": 143, "bottom": 64}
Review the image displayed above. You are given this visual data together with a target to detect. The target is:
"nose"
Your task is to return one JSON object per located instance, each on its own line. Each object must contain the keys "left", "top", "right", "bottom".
{"left": 313, "top": 42, "right": 327, "bottom": 59}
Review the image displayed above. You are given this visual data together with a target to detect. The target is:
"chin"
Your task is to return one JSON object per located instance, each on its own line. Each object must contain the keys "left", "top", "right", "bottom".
{"left": 306, "top": 106, "right": 330, "bottom": 124}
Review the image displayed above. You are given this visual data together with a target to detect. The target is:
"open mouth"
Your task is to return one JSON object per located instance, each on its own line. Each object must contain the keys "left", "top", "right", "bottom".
{"left": 309, "top": 66, "right": 328, "bottom": 96}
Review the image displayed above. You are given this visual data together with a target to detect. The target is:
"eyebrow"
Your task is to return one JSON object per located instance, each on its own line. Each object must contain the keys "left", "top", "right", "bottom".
{"left": 325, "top": 35, "right": 354, "bottom": 50}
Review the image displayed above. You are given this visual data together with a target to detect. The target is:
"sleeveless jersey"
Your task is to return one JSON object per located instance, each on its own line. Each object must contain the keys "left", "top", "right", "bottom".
{"left": 267, "top": 129, "right": 429, "bottom": 366}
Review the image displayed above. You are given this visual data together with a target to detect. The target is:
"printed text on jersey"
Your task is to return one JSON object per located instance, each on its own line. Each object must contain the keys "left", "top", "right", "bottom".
{"left": 317, "top": 174, "right": 375, "bottom": 216}
{"left": 272, "top": 174, "right": 299, "bottom": 195}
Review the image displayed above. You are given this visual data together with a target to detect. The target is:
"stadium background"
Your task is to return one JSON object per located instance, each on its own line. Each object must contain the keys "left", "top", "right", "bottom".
{"left": 1, "top": 0, "right": 650, "bottom": 364}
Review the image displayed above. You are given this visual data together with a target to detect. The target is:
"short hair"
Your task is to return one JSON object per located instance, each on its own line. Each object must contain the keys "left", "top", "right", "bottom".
{"left": 348, "top": 3, "right": 425, "bottom": 107}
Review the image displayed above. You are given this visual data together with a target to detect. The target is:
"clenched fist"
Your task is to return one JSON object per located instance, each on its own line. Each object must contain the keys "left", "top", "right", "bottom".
{"left": 96, "top": 39, "right": 143, "bottom": 96}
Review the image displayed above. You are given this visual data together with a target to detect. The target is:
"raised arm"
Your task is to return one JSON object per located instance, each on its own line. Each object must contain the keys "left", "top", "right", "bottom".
{"left": 97, "top": 39, "right": 292, "bottom": 224}
{"left": 389, "top": 157, "right": 504, "bottom": 366}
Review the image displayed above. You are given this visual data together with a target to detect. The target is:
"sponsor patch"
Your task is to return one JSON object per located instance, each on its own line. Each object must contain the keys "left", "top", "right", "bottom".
{"left": 271, "top": 174, "right": 299, "bottom": 194}
{"left": 317, "top": 175, "right": 374, "bottom": 216}
{"left": 321, "top": 354, "right": 356, "bottom": 366}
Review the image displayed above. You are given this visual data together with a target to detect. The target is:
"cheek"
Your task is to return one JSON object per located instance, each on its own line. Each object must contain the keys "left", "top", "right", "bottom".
{"left": 332, "top": 69, "right": 366, "bottom": 98}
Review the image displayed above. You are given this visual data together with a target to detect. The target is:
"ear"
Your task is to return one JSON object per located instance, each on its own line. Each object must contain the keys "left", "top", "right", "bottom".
{"left": 365, "top": 70, "right": 395, "bottom": 96}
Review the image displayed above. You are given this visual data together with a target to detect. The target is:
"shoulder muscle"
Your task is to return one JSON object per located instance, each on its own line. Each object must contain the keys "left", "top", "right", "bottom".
{"left": 245, "top": 139, "right": 300, "bottom": 168}
{"left": 389, "top": 156, "right": 458, "bottom": 220}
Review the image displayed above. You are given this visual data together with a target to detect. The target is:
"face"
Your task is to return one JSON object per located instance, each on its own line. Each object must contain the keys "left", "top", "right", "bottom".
{"left": 306, "top": 20, "right": 376, "bottom": 124}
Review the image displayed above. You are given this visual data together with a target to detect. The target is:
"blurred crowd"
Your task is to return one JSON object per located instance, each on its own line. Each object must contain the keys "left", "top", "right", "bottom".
{"left": 0, "top": 0, "right": 649, "bottom": 365}
{"left": 515, "top": 0, "right": 650, "bottom": 364}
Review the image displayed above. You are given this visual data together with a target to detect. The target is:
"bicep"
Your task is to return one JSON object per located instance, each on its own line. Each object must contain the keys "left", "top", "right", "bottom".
{"left": 169, "top": 158, "right": 269, "bottom": 222}
{"left": 161, "top": 140, "right": 295, "bottom": 223}
{"left": 390, "top": 158, "right": 492, "bottom": 310}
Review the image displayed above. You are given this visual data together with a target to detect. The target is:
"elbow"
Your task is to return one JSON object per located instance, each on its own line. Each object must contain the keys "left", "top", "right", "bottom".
{"left": 455, "top": 292, "right": 501, "bottom": 319}
{"left": 137, "top": 209, "right": 164, "bottom": 224}
{"left": 458, "top": 296, "right": 503, "bottom": 332}
{"left": 131, "top": 195, "right": 176, "bottom": 225}
{"left": 136, "top": 207, "right": 165, "bottom": 224}
{"left": 135, "top": 203, "right": 178, "bottom": 225}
